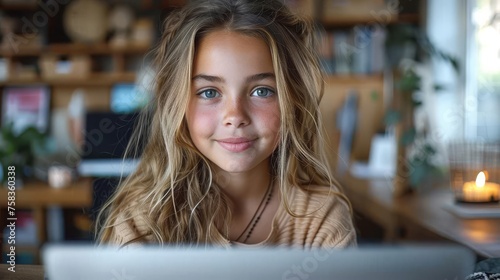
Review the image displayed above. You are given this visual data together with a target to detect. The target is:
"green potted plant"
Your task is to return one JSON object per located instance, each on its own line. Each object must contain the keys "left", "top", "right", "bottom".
{"left": 384, "top": 24, "right": 459, "bottom": 194}
{"left": 0, "top": 123, "right": 49, "bottom": 186}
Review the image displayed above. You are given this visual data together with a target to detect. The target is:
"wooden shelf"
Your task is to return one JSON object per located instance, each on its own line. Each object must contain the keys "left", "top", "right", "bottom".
{"left": 0, "top": 43, "right": 151, "bottom": 57}
{"left": 0, "top": 3, "right": 37, "bottom": 11}
{"left": 321, "top": 13, "right": 420, "bottom": 28}
{"left": 3, "top": 244, "right": 40, "bottom": 253}
{"left": 0, "top": 45, "right": 41, "bottom": 57}
{"left": 48, "top": 43, "right": 152, "bottom": 55}
{"left": 0, "top": 264, "right": 43, "bottom": 278}
{"left": 397, "top": 13, "right": 421, "bottom": 23}
{"left": 1, "top": 245, "right": 40, "bottom": 264}
{"left": 0, "top": 72, "right": 137, "bottom": 86}
{"left": 0, "top": 177, "right": 93, "bottom": 208}
{"left": 325, "top": 73, "right": 384, "bottom": 84}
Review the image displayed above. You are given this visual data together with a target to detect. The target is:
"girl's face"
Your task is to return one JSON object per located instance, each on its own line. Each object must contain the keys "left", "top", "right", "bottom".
{"left": 186, "top": 30, "right": 280, "bottom": 174}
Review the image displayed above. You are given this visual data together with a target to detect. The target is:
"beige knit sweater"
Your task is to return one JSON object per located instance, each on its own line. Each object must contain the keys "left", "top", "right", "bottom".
{"left": 108, "top": 186, "right": 357, "bottom": 249}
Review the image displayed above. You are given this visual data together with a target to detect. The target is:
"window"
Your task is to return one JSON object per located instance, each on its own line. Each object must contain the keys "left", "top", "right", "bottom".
{"left": 466, "top": 0, "right": 500, "bottom": 141}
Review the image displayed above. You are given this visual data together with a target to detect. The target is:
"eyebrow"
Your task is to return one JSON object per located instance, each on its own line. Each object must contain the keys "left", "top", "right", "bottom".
{"left": 192, "top": 72, "right": 275, "bottom": 83}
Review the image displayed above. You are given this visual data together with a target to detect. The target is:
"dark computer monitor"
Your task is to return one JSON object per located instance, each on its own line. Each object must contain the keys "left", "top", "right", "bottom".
{"left": 77, "top": 111, "right": 144, "bottom": 177}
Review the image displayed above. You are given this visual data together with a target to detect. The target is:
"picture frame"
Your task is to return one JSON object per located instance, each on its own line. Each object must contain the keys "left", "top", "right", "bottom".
{"left": 2, "top": 86, "right": 51, "bottom": 134}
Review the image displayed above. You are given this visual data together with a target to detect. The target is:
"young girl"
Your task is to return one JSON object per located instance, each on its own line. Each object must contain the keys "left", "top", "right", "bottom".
{"left": 97, "top": 0, "right": 356, "bottom": 248}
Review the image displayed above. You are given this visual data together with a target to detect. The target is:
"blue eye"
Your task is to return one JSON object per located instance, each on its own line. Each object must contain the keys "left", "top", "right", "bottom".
{"left": 252, "top": 87, "right": 274, "bottom": 97}
{"left": 198, "top": 89, "right": 220, "bottom": 99}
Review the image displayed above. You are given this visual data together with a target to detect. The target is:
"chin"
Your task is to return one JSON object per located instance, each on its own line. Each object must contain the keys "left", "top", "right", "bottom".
{"left": 213, "top": 159, "right": 260, "bottom": 174}
{"left": 219, "top": 164, "right": 254, "bottom": 174}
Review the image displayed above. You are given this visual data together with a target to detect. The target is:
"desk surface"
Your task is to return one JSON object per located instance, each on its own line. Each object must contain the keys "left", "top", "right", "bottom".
{"left": 0, "top": 264, "right": 44, "bottom": 279}
{"left": 339, "top": 174, "right": 500, "bottom": 258}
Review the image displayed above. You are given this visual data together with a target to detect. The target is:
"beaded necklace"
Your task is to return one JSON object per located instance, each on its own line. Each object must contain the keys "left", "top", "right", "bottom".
{"left": 234, "top": 177, "right": 274, "bottom": 243}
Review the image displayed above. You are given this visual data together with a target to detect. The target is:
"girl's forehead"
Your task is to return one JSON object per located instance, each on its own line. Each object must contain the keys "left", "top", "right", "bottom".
{"left": 192, "top": 30, "right": 275, "bottom": 78}
{"left": 196, "top": 30, "right": 268, "bottom": 51}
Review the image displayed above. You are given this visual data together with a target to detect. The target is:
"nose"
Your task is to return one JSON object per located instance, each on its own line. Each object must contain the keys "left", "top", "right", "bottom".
{"left": 222, "top": 95, "right": 250, "bottom": 128}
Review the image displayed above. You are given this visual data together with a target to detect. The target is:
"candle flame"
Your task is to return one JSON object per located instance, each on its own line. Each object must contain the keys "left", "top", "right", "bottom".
{"left": 476, "top": 172, "right": 486, "bottom": 188}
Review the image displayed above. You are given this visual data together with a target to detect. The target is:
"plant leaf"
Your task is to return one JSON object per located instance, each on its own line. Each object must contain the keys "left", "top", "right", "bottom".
{"left": 433, "top": 84, "right": 446, "bottom": 91}
{"left": 401, "top": 127, "right": 417, "bottom": 145}
{"left": 409, "top": 162, "right": 428, "bottom": 187}
{"left": 397, "top": 71, "right": 421, "bottom": 92}
{"left": 384, "top": 110, "right": 402, "bottom": 126}
{"left": 450, "top": 58, "right": 460, "bottom": 72}
{"left": 423, "top": 144, "right": 436, "bottom": 156}
{"left": 370, "top": 90, "right": 379, "bottom": 101}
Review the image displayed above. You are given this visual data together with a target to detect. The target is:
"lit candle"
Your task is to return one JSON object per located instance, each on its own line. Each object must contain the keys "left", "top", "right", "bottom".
{"left": 462, "top": 171, "right": 500, "bottom": 203}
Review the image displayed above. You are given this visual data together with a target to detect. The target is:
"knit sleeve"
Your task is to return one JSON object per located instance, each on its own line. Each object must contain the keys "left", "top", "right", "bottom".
{"left": 273, "top": 186, "right": 357, "bottom": 249}
{"left": 323, "top": 222, "right": 357, "bottom": 248}
{"left": 312, "top": 192, "right": 357, "bottom": 248}
{"left": 106, "top": 211, "right": 150, "bottom": 248}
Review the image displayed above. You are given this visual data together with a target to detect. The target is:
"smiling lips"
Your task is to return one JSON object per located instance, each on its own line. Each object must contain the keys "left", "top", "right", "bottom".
{"left": 216, "top": 137, "right": 255, "bottom": 152}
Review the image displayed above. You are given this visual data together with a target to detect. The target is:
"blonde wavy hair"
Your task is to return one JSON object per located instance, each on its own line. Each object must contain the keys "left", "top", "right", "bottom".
{"left": 97, "top": 0, "right": 350, "bottom": 247}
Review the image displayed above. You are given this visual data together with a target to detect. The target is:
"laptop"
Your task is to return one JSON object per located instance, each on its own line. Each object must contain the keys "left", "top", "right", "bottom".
{"left": 43, "top": 244, "right": 475, "bottom": 280}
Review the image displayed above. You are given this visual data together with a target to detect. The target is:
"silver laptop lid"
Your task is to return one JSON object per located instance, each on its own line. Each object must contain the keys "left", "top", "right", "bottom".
{"left": 43, "top": 244, "right": 475, "bottom": 280}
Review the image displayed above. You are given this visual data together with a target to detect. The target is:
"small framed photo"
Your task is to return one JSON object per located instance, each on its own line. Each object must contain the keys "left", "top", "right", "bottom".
{"left": 2, "top": 86, "right": 51, "bottom": 134}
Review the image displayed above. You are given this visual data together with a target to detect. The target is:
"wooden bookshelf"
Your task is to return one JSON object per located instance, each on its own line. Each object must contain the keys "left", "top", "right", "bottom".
{"left": 0, "top": 2, "right": 152, "bottom": 265}
{"left": 0, "top": 178, "right": 93, "bottom": 264}
{"left": 0, "top": 43, "right": 148, "bottom": 89}
{"left": 315, "top": 0, "right": 425, "bottom": 170}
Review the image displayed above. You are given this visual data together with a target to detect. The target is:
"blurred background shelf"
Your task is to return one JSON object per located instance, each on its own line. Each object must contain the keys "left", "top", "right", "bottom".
{"left": 0, "top": 178, "right": 92, "bottom": 207}
{"left": 0, "top": 178, "right": 93, "bottom": 263}
{"left": 321, "top": 13, "right": 420, "bottom": 28}
{"left": 0, "top": 43, "right": 151, "bottom": 57}
{"left": 0, "top": 72, "right": 137, "bottom": 86}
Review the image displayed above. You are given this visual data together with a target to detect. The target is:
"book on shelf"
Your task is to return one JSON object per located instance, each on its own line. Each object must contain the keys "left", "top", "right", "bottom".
{"left": 351, "top": 26, "right": 371, "bottom": 74}
{"left": 2, "top": 210, "right": 38, "bottom": 264}
{"left": 318, "top": 26, "right": 386, "bottom": 75}
{"left": 333, "top": 31, "right": 352, "bottom": 75}
{"left": 370, "top": 25, "right": 386, "bottom": 74}
{"left": 2, "top": 210, "right": 38, "bottom": 246}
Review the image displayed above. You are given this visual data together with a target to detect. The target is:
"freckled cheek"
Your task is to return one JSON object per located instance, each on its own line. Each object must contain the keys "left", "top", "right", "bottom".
{"left": 186, "top": 104, "right": 218, "bottom": 139}
{"left": 255, "top": 105, "right": 281, "bottom": 139}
